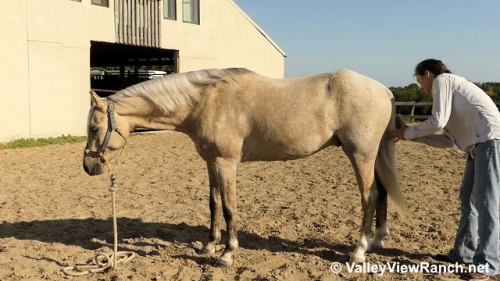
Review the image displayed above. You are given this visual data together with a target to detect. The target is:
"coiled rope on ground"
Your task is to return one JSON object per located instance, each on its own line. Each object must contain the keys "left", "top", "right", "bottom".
{"left": 62, "top": 174, "right": 136, "bottom": 276}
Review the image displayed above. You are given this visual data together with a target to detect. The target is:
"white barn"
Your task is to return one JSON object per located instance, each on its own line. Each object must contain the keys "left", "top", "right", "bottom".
{"left": 0, "top": 0, "right": 285, "bottom": 142}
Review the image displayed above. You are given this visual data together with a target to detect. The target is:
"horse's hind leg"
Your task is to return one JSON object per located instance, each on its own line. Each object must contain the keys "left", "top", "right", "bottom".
{"left": 201, "top": 162, "right": 222, "bottom": 255}
{"left": 344, "top": 149, "right": 378, "bottom": 264}
{"left": 371, "top": 174, "right": 389, "bottom": 250}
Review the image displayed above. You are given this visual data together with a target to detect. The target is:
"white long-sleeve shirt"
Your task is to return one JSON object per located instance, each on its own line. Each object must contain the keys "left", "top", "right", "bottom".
{"left": 404, "top": 73, "right": 500, "bottom": 155}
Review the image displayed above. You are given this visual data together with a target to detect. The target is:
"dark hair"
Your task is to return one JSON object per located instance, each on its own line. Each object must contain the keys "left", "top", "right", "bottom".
{"left": 414, "top": 59, "right": 452, "bottom": 77}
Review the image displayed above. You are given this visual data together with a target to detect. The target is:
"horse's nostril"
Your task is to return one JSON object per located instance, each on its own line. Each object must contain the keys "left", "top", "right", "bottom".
{"left": 83, "top": 164, "right": 90, "bottom": 174}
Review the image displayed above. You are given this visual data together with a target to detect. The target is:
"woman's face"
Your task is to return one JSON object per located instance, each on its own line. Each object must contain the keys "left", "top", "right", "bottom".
{"left": 415, "top": 70, "right": 435, "bottom": 94}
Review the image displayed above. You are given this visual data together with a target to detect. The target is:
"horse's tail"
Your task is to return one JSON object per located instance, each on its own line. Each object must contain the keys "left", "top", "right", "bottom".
{"left": 375, "top": 92, "right": 408, "bottom": 217}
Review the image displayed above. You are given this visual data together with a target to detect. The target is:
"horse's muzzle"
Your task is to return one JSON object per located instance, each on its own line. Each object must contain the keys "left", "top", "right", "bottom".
{"left": 83, "top": 163, "right": 104, "bottom": 176}
{"left": 82, "top": 154, "right": 105, "bottom": 176}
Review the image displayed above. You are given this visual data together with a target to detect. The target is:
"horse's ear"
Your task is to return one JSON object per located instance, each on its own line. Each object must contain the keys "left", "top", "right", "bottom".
{"left": 89, "top": 90, "right": 105, "bottom": 108}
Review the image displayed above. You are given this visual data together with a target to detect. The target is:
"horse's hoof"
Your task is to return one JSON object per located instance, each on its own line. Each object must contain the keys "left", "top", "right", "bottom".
{"left": 200, "top": 245, "right": 216, "bottom": 255}
{"left": 349, "top": 254, "right": 366, "bottom": 264}
{"left": 214, "top": 257, "right": 232, "bottom": 267}
{"left": 370, "top": 240, "right": 384, "bottom": 250}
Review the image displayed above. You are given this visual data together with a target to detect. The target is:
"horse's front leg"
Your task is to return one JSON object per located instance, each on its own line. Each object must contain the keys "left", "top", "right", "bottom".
{"left": 212, "top": 157, "right": 239, "bottom": 267}
{"left": 201, "top": 162, "right": 221, "bottom": 255}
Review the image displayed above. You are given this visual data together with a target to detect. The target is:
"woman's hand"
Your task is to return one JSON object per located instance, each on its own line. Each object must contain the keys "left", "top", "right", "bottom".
{"left": 387, "top": 126, "right": 408, "bottom": 143}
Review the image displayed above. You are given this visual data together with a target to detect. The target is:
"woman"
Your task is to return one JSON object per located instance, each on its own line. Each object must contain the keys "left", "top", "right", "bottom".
{"left": 389, "top": 59, "right": 500, "bottom": 281}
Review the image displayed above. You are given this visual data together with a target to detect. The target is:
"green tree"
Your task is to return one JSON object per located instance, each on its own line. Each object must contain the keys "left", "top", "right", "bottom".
{"left": 391, "top": 81, "right": 500, "bottom": 117}
{"left": 389, "top": 83, "right": 430, "bottom": 115}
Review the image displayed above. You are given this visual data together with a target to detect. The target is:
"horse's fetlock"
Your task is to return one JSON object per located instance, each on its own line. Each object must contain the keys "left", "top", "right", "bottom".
{"left": 228, "top": 240, "right": 239, "bottom": 251}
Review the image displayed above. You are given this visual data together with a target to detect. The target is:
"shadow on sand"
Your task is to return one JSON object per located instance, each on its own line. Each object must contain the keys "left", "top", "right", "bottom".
{"left": 0, "top": 217, "right": 429, "bottom": 264}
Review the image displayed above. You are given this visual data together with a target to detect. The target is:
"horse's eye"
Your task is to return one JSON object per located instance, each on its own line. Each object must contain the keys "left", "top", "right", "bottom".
{"left": 90, "top": 127, "right": 99, "bottom": 133}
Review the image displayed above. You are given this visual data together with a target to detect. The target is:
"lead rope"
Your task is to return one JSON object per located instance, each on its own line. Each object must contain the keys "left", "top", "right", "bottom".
{"left": 63, "top": 144, "right": 135, "bottom": 276}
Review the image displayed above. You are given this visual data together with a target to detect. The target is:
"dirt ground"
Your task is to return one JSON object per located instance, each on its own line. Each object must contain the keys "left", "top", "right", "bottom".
{"left": 1, "top": 131, "right": 498, "bottom": 281}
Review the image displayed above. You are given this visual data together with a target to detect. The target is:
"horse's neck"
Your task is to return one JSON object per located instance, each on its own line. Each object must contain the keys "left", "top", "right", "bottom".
{"left": 130, "top": 113, "right": 190, "bottom": 131}
{"left": 115, "top": 97, "right": 192, "bottom": 132}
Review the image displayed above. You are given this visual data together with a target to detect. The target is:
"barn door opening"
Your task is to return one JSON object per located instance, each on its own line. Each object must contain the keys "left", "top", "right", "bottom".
{"left": 90, "top": 41, "right": 178, "bottom": 97}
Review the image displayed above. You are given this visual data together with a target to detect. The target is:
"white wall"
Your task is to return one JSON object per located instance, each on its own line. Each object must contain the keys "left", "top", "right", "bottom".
{"left": 215, "top": 0, "right": 285, "bottom": 78}
{"left": 160, "top": 0, "right": 285, "bottom": 76}
{"left": 0, "top": 0, "right": 118, "bottom": 142}
{"left": 0, "top": 0, "right": 285, "bottom": 142}
{"left": 0, "top": 1, "right": 31, "bottom": 141}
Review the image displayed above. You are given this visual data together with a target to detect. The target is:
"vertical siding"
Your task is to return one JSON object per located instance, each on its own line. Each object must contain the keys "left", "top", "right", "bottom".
{"left": 115, "top": 0, "right": 160, "bottom": 47}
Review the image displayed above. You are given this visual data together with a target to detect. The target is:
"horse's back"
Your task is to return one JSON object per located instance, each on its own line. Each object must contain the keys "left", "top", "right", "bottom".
{"left": 235, "top": 69, "right": 392, "bottom": 106}
{"left": 191, "top": 69, "right": 393, "bottom": 162}
{"left": 234, "top": 69, "right": 393, "bottom": 132}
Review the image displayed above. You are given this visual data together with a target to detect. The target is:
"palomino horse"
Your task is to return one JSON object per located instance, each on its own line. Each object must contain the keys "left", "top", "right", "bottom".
{"left": 83, "top": 68, "right": 407, "bottom": 267}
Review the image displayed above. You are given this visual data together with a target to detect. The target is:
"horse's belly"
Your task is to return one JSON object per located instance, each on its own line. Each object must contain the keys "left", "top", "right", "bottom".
{"left": 240, "top": 135, "right": 333, "bottom": 162}
{"left": 241, "top": 150, "right": 314, "bottom": 162}
{"left": 242, "top": 150, "right": 307, "bottom": 162}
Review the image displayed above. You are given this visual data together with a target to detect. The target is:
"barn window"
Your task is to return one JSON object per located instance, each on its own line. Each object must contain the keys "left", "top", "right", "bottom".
{"left": 164, "top": 0, "right": 176, "bottom": 20}
{"left": 92, "top": 0, "right": 109, "bottom": 7}
{"left": 182, "top": 0, "right": 199, "bottom": 24}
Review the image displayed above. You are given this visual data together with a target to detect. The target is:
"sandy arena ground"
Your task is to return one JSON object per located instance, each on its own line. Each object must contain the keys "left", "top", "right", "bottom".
{"left": 1, "top": 131, "right": 498, "bottom": 281}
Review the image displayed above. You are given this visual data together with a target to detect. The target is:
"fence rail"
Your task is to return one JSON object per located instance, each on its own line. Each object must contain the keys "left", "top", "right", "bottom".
{"left": 395, "top": 101, "right": 433, "bottom": 120}
{"left": 396, "top": 101, "right": 500, "bottom": 120}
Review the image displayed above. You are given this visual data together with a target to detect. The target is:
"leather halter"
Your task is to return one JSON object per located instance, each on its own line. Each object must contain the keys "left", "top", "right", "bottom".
{"left": 84, "top": 98, "right": 126, "bottom": 160}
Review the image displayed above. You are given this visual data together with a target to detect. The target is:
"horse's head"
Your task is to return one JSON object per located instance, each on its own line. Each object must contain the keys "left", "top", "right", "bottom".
{"left": 83, "top": 91, "right": 128, "bottom": 176}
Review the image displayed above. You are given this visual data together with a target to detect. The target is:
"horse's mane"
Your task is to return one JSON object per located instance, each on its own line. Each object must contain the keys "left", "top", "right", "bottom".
{"left": 110, "top": 68, "right": 249, "bottom": 115}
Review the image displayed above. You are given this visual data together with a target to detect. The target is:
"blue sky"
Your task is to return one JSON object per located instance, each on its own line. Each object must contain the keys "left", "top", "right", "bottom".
{"left": 233, "top": 0, "right": 500, "bottom": 87}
